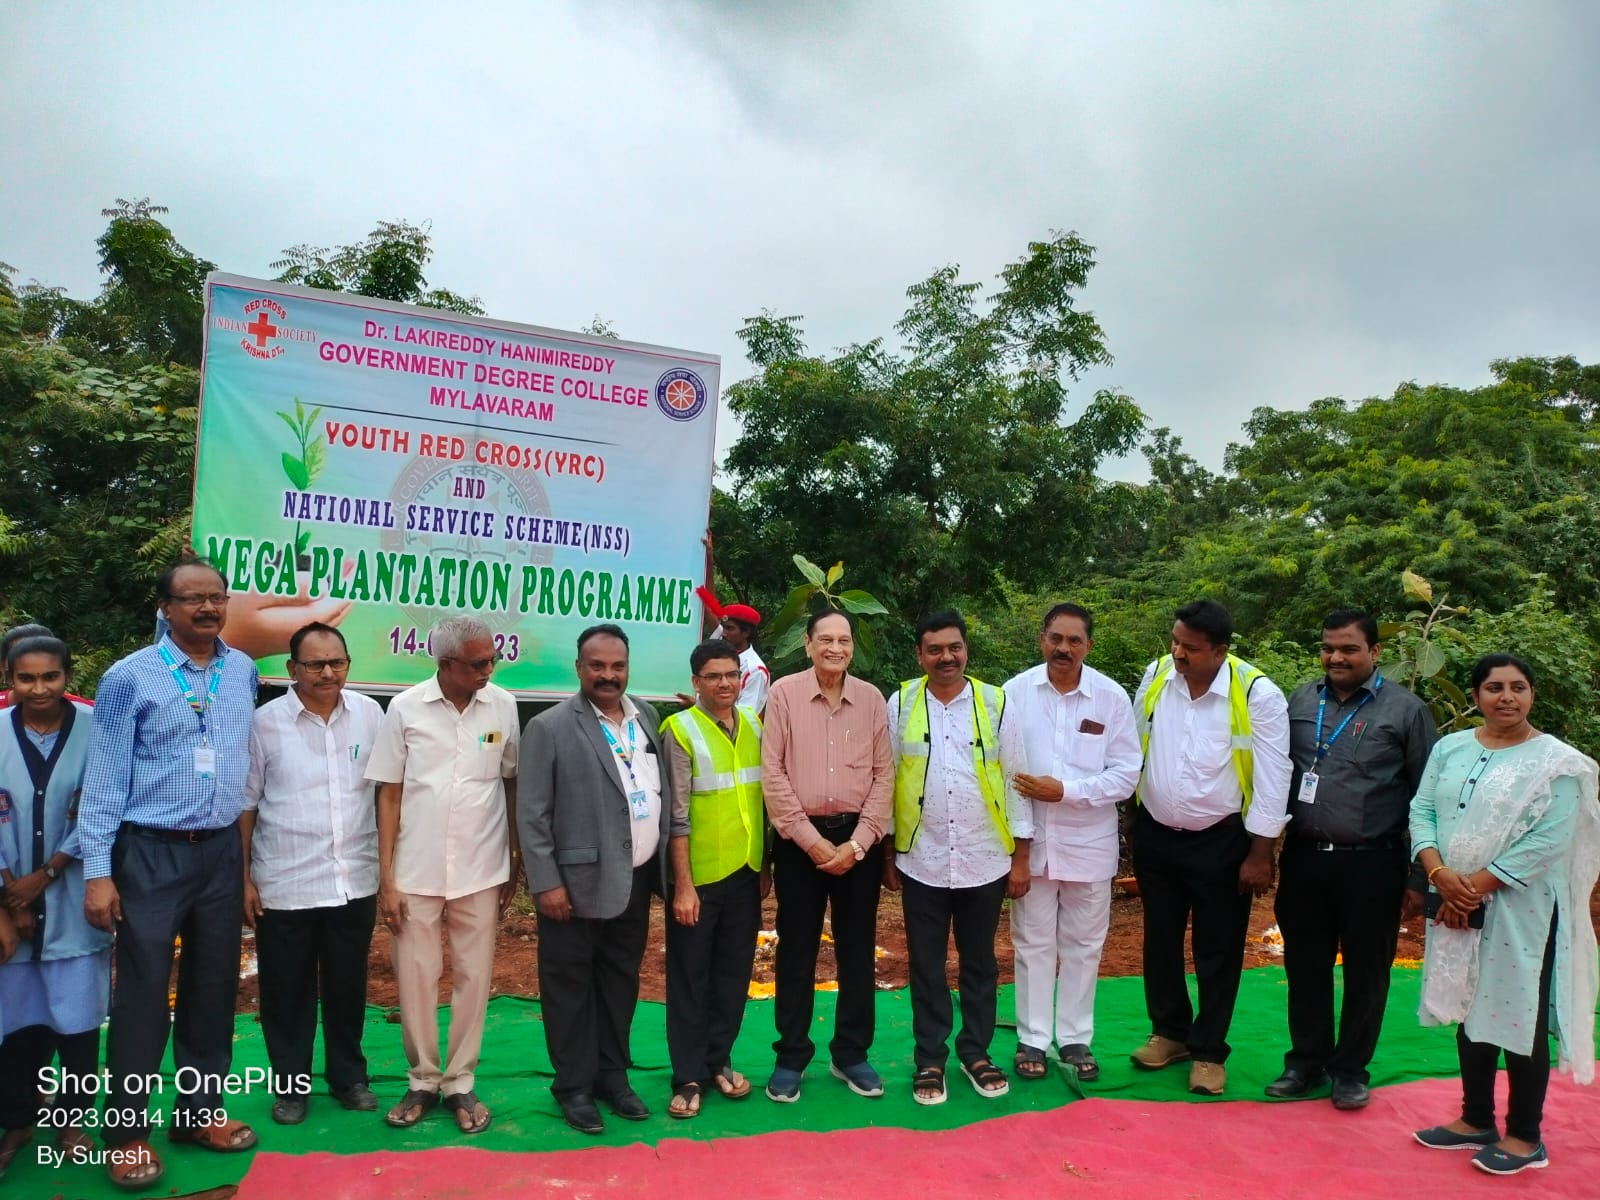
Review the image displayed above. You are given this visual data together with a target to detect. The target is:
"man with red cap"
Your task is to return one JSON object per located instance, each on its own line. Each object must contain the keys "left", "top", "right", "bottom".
{"left": 695, "top": 588, "right": 769, "bottom": 715}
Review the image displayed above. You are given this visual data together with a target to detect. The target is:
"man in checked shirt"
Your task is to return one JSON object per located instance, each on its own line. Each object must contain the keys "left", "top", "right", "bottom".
{"left": 78, "top": 559, "right": 261, "bottom": 1189}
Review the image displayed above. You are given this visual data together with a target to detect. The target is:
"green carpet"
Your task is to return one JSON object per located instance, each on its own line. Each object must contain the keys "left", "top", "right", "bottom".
{"left": 0, "top": 965, "right": 1550, "bottom": 1198}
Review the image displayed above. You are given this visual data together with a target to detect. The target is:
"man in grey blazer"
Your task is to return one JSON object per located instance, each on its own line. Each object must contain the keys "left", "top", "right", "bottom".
{"left": 519, "top": 623, "right": 673, "bottom": 1134}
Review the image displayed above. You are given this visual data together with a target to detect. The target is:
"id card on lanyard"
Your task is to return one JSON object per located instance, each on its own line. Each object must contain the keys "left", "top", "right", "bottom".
{"left": 1300, "top": 675, "right": 1379, "bottom": 804}
{"left": 600, "top": 717, "right": 651, "bottom": 820}
{"left": 158, "top": 643, "right": 224, "bottom": 779}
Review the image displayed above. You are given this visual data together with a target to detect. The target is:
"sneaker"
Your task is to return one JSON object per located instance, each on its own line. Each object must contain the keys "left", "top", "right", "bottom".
{"left": 1130, "top": 1034, "right": 1191, "bottom": 1070}
{"left": 1413, "top": 1124, "right": 1499, "bottom": 1151}
{"left": 765, "top": 1067, "right": 803, "bottom": 1103}
{"left": 1188, "top": 1061, "right": 1226, "bottom": 1096}
{"left": 829, "top": 1060, "right": 885, "bottom": 1098}
{"left": 1472, "top": 1144, "right": 1548, "bottom": 1175}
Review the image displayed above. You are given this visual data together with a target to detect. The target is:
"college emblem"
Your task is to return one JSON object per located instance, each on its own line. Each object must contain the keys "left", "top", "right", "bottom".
{"left": 654, "top": 368, "right": 708, "bottom": 422}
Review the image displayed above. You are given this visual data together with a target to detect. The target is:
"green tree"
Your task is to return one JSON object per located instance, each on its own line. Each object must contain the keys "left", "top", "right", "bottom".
{"left": 713, "top": 232, "right": 1145, "bottom": 637}
{"left": 0, "top": 206, "right": 482, "bottom": 689}
{"left": 272, "top": 219, "right": 484, "bottom": 313}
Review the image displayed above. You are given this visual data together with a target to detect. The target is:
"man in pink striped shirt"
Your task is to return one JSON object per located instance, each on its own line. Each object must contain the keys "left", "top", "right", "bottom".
{"left": 761, "top": 609, "right": 893, "bottom": 1103}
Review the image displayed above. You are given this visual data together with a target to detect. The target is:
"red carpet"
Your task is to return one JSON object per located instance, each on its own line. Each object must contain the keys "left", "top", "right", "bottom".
{"left": 239, "top": 1074, "right": 1600, "bottom": 1199}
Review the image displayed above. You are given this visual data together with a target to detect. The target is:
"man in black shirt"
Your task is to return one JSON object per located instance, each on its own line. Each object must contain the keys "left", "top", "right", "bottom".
{"left": 1267, "top": 609, "right": 1436, "bottom": 1110}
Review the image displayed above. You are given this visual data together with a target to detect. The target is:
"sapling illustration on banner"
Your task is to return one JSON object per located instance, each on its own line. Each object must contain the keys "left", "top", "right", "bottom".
{"left": 277, "top": 397, "right": 325, "bottom": 561}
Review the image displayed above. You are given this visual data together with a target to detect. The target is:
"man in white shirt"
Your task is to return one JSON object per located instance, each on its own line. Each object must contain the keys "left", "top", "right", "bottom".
{"left": 1003, "top": 603, "right": 1142, "bottom": 1085}
{"left": 884, "top": 611, "right": 1031, "bottom": 1105}
{"left": 242, "top": 622, "right": 385, "bottom": 1124}
{"left": 1130, "top": 600, "right": 1291, "bottom": 1096}
{"left": 366, "top": 616, "right": 520, "bottom": 1136}
{"left": 716, "top": 606, "right": 769, "bottom": 715}
{"left": 519, "top": 624, "right": 674, "bottom": 1135}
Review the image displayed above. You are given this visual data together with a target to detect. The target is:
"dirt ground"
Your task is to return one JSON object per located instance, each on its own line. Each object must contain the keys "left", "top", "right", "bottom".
{"left": 235, "top": 880, "right": 1456, "bottom": 1012}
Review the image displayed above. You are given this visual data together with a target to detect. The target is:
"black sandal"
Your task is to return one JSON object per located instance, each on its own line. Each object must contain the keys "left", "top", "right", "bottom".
{"left": 442, "top": 1089, "right": 492, "bottom": 1135}
{"left": 912, "top": 1066, "right": 947, "bottom": 1107}
{"left": 668, "top": 1081, "right": 702, "bottom": 1120}
{"left": 1014, "top": 1045, "right": 1048, "bottom": 1081}
{"left": 384, "top": 1088, "right": 439, "bottom": 1128}
{"left": 961, "top": 1058, "right": 1011, "bottom": 1098}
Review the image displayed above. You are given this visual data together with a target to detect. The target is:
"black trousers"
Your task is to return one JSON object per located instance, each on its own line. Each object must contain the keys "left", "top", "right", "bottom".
{"left": 771, "top": 820, "right": 883, "bottom": 1072}
{"left": 1459, "top": 910, "right": 1558, "bottom": 1143}
{"left": 0, "top": 1024, "right": 100, "bottom": 1129}
{"left": 103, "top": 824, "right": 243, "bottom": 1146}
{"left": 537, "top": 862, "right": 653, "bottom": 1101}
{"left": 255, "top": 893, "right": 377, "bottom": 1094}
{"left": 1275, "top": 838, "right": 1408, "bottom": 1083}
{"left": 665, "top": 866, "right": 761, "bottom": 1088}
{"left": 1131, "top": 806, "right": 1252, "bottom": 1063}
{"left": 900, "top": 871, "right": 1007, "bottom": 1069}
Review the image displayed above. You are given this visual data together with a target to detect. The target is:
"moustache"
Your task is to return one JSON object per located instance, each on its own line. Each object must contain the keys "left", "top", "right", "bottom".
{"left": 595, "top": 680, "right": 622, "bottom": 689}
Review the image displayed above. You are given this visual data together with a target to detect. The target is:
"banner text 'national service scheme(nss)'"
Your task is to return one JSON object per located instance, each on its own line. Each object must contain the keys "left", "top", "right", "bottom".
{"left": 192, "top": 274, "right": 719, "bottom": 698}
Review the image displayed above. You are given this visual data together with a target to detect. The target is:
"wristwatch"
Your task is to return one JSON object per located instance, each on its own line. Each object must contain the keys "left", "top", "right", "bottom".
{"left": 43, "top": 864, "right": 61, "bottom": 881}
{"left": 847, "top": 838, "right": 865, "bottom": 862}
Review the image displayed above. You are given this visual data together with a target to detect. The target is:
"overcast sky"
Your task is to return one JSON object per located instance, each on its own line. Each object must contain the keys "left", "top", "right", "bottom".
{"left": 4, "top": 0, "right": 1597, "bottom": 479}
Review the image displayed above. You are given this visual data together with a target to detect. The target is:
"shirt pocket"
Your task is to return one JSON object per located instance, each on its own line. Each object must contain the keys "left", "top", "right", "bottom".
{"left": 1066, "top": 731, "right": 1107, "bottom": 774}
{"left": 467, "top": 732, "right": 508, "bottom": 780}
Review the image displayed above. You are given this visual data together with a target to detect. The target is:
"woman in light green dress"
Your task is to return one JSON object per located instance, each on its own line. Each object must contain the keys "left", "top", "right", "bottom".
{"left": 1408, "top": 653, "right": 1600, "bottom": 1176}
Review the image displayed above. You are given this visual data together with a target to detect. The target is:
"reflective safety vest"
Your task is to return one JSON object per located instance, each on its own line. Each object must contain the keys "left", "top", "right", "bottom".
{"left": 661, "top": 704, "right": 765, "bottom": 886}
{"left": 1135, "top": 654, "right": 1263, "bottom": 813}
{"left": 893, "top": 676, "right": 1013, "bottom": 854}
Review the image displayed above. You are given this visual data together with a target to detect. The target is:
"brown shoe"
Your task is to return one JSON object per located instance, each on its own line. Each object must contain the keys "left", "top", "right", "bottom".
{"left": 1189, "top": 1061, "right": 1226, "bottom": 1095}
{"left": 1130, "top": 1035, "right": 1191, "bottom": 1070}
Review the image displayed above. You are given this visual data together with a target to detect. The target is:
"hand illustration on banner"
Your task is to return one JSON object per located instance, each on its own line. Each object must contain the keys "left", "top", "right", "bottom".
{"left": 224, "top": 587, "right": 353, "bottom": 661}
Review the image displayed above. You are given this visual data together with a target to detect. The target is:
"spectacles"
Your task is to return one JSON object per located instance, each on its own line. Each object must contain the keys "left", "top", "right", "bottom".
{"left": 444, "top": 654, "right": 501, "bottom": 672}
{"left": 169, "top": 593, "right": 230, "bottom": 607}
{"left": 696, "top": 670, "right": 741, "bottom": 684}
{"left": 294, "top": 657, "right": 351, "bottom": 674}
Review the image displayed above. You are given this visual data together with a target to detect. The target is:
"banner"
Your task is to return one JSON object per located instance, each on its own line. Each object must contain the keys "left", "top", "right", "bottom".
{"left": 193, "top": 274, "right": 718, "bottom": 698}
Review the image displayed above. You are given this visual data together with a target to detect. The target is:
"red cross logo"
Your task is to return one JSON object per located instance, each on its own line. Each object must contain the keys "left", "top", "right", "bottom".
{"left": 245, "top": 312, "right": 279, "bottom": 347}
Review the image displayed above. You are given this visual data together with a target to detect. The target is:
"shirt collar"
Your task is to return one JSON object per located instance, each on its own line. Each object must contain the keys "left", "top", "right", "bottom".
{"left": 1319, "top": 672, "right": 1382, "bottom": 702}
{"left": 924, "top": 678, "right": 973, "bottom": 709}
{"left": 591, "top": 694, "right": 639, "bottom": 725}
{"left": 157, "top": 632, "right": 231, "bottom": 669}
{"left": 423, "top": 674, "right": 486, "bottom": 708}
{"left": 1035, "top": 663, "right": 1094, "bottom": 698}
{"left": 286, "top": 683, "right": 347, "bottom": 722}
{"left": 806, "top": 669, "right": 855, "bottom": 703}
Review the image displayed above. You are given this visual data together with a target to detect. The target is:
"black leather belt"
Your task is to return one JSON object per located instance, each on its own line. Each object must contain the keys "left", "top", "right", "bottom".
{"left": 810, "top": 812, "right": 860, "bottom": 830}
{"left": 1298, "top": 836, "right": 1404, "bottom": 852}
{"left": 125, "top": 822, "right": 231, "bottom": 844}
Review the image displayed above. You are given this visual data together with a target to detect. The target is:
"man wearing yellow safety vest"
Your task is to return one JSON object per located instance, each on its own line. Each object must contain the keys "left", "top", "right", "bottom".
{"left": 883, "top": 612, "right": 1032, "bottom": 1105}
{"left": 661, "top": 639, "right": 770, "bottom": 1119}
{"left": 1130, "top": 600, "right": 1292, "bottom": 1096}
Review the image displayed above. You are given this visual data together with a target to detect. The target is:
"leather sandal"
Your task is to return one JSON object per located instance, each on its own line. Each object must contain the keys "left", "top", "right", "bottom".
{"left": 385, "top": 1089, "right": 440, "bottom": 1128}
{"left": 106, "top": 1139, "right": 164, "bottom": 1191}
{"left": 167, "top": 1118, "right": 258, "bottom": 1152}
{"left": 1014, "top": 1045, "right": 1048, "bottom": 1081}
{"left": 713, "top": 1066, "right": 752, "bottom": 1100}
{"left": 442, "top": 1090, "right": 492, "bottom": 1135}
{"left": 668, "top": 1081, "right": 703, "bottom": 1119}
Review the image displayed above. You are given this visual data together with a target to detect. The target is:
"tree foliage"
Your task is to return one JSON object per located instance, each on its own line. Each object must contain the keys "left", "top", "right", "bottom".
{"left": 0, "top": 206, "right": 480, "bottom": 689}
{"left": 712, "top": 232, "right": 1144, "bottom": 658}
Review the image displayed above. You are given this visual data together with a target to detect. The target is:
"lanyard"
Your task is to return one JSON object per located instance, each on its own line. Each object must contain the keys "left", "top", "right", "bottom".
{"left": 1313, "top": 674, "right": 1380, "bottom": 765}
{"left": 157, "top": 643, "right": 224, "bottom": 742}
{"left": 599, "top": 716, "right": 640, "bottom": 786}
